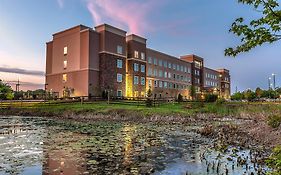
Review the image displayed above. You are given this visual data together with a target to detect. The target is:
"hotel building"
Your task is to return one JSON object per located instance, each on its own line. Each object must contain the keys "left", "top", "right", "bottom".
{"left": 45, "top": 24, "right": 230, "bottom": 99}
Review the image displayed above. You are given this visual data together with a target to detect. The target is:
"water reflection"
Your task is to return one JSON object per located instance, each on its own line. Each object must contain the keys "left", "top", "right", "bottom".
{"left": 0, "top": 117, "right": 271, "bottom": 175}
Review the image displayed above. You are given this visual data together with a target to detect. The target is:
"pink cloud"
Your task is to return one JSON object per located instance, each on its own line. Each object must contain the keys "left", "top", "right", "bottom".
{"left": 86, "top": 0, "right": 158, "bottom": 35}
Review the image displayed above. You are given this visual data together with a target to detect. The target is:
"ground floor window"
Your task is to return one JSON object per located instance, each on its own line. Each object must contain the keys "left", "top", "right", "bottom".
{"left": 117, "top": 90, "right": 122, "bottom": 97}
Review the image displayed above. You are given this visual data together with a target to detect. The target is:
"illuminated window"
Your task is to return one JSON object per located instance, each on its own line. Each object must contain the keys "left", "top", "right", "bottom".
{"left": 141, "top": 65, "right": 145, "bottom": 73}
{"left": 164, "top": 82, "right": 168, "bottom": 88}
{"left": 63, "top": 60, "right": 67, "bottom": 69}
{"left": 168, "top": 72, "right": 171, "bottom": 78}
{"left": 63, "top": 47, "right": 67, "bottom": 55}
{"left": 134, "top": 63, "right": 139, "bottom": 72}
{"left": 164, "top": 71, "right": 167, "bottom": 78}
{"left": 195, "top": 61, "right": 201, "bottom": 68}
{"left": 134, "top": 76, "right": 139, "bottom": 85}
{"left": 117, "top": 73, "right": 122, "bottom": 82}
{"left": 141, "top": 77, "right": 145, "bottom": 85}
{"left": 141, "top": 52, "right": 145, "bottom": 60}
{"left": 117, "top": 59, "right": 123, "bottom": 68}
{"left": 62, "top": 74, "right": 67, "bottom": 83}
{"left": 117, "top": 45, "right": 123, "bottom": 54}
{"left": 134, "top": 51, "right": 139, "bottom": 58}
{"left": 148, "top": 80, "right": 152, "bottom": 87}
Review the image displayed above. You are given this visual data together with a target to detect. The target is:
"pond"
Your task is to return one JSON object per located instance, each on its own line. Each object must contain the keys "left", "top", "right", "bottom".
{"left": 0, "top": 116, "right": 270, "bottom": 175}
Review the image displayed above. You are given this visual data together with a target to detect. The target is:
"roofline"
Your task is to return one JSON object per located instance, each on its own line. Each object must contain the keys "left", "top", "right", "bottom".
{"left": 52, "top": 24, "right": 91, "bottom": 36}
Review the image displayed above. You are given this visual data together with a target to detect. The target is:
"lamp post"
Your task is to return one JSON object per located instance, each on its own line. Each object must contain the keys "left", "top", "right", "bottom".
{"left": 268, "top": 77, "right": 271, "bottom": 90}
{"left": 272, "top": 73, "right": 276, "bottom": 90}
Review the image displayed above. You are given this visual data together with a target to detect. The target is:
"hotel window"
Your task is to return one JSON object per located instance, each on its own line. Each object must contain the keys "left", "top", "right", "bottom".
{"left": 188, "top": 68, "right": 191, "bottom": 74}
{"left": 168, "top": 72, "right": 171, "bottom": 78}
{"left": 184, "top": 67, "right": 187, "bottom": 73}
{"left": 63, "top": 46, "right": 68, "bottom": 55}
{"left": 177, "top": 65, "right": 180, "bottom": 71}
{"left": 164, "top": 71, "right": 167, "bottom": 78}
{"left": 159, "top": 70, "right": 163, "bottom": 77}
{"left": 159, "top": 81, "right": 163, "bottom": 88}
{"left": 163, "top": 61, "right": 167, "bottom": 68}
{"left": 117, "top": 90, "right": 122, "bottom": 97}
{"left": 141, "top": 77, "right": 145, "bottom": 85}
{"left": 154, "top": 58, "right": 158, "bottom": 65}
{"left": 159, "top": 59, "right": 163, "bottom": 67}
{"left": 173, "top": 64, "right": 176, "bottom": 70}
{"left": 141, "top": 65, "right": 145, "bottom": 73}
{"left": 62, "top": 74, "right": 67, "bottom": 83}
{"left": 117, "top": 59, "right": 123, "bottom": 68}
{"left": 134, "top": 63, "right": 139, "bottom": 72}
{"left": 148, "top": 67, "right": 152, "bottom": 76}
{"left": 148, "top": 57, "right": 152, "bottom": 64}
{"left": 134, "top": 51, "right": 139, "bottom": 58}
{"left": 195, "top": 61, "right": 201, "bottom": 68}
{"left": 134, "top": 76, "right": 139, "bottom": 85}
{"left": 168, "top": 62, "right": 172, "bottom": 69}
{"left": 148, "top": 80, "right": 152, "bottom": 87}
{"left": 63, "top": 60, "right": 67, "bottom": 69}
{"left": 141, "top": 52, "right": 145, "bottom": 60}
{"left": 154, "top": 69, "right": 158, "bottom": 77}
{"left": 117, "top": 45, "right": 123, "bottom": 54}
{"left": 164, "top": 82, "right": 168, "bottom": 88}
{"left": 117, "top": 73, "right": 123, "bottom": 83}
{"left": 154, "top": 80, "right": 158, "bottom": 87}
{"left": 180, "top": 66, "right": 184, "bottom": 72}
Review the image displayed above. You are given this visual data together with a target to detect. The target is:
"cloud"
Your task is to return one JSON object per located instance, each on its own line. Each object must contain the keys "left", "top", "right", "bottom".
{"left": 57, "top": 0, "right": 64, "bottom": 8}
{"left": 86, "top": 0, "right": 158, "bottom": 35}
{"left": 0, "top": 67, "right": 45, "bottom": 76}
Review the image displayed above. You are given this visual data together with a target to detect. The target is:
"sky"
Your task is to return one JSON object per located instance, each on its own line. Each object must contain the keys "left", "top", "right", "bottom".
{"left": 0, "top": 0, "right": 280, "bottom": 92}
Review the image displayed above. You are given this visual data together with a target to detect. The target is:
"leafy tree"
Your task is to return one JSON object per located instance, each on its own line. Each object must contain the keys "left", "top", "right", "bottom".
{"left": 146, "top": 88, "right": 153, "bottom": 107}
{"left": 244, "top": 89, "right": 257, "bottom": 101}
{"left": 231, "top": 91, "right": 244, "bottom": 100}
{"left": 205, "top": 94, "right": 218, "bottom": 102}
{"left": 255, "top": 87, "right": 263, "bottom": 98}
{"left": 190, "top": 85, "right": 196, "bottom": 100}
{"left": 0, "top": 79, "right": 14, "bottom": 100}
{"left": 177, "top": 93, "right": 183, "bottom": 102}
{"left": 225, "top": 0, "right": 281, "bottom": 57}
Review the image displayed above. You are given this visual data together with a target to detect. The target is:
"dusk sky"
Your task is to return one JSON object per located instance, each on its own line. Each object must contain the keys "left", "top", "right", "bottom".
{"left": 0, "top": 0, "right": 280, "bottom": 92}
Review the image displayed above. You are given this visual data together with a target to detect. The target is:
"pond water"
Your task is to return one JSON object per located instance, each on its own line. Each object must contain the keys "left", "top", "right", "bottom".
{"left": 0, "top": 116, "right": 270, "bottom": 175}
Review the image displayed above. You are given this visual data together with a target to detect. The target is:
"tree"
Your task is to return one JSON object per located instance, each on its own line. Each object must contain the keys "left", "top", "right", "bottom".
{"left": 177, "top": 93, "right": 183, "bottom": 102}
{"left": 190, "top": 85, "right": 196, "bottom": 100}
{"left": 205, "top": 93, "right": 218, "bottom": 102}
{"left": 244, "top": 89, "right": 257, "bottom": 101}
{"left": 0, "top": 80, "right": 14, "bottom": 100}
{"left": 146, "top": 88, "right": 153, "bottom": 107}
{"left": 225, "top": 0, "right": 281, "bottom": 57}
{"left": 255, "top": 87, "right": 263, "bottom": 98}
{"left": 231, "top": 91, "right": 244, "bottom": 100}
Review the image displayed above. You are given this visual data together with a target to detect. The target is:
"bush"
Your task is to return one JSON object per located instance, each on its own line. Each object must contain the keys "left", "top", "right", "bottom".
{"left": 146, "top": 89, "right": 153, "bottom": 107}
{"left": 205, "top": 94, "right": 218, "bottom": 102}
{"left": 177, "top": 94, "right": 183, "bottom": 102}
{"left": 267, "top": 115, "right": 281, "bottom": 128}
{"left": 266, "top": 146, "right": 281, "bottom": 175}
{"left": 216, "top": 98, "right": 226, "bottom": 105}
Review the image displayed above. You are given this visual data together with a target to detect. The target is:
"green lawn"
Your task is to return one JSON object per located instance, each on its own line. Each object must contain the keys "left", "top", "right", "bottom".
{"left": 1, "top": 100, "right": 281, "bottom": 117}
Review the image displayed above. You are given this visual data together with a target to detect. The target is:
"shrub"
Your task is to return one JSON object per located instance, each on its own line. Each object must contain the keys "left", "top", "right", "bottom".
{"left": 146, "top": 89, "right": 153, "bottom": 107}
{"left": 177, "top": 94, "right": 183, "bottom": 102}
{"left": 266, "top": 146, "right": 281, "bottom": 175}
{"left": 267, "top": 115, "right": 281, "bottom": 128}
{"left": 205, "top": 94, "right": 218, "bottom": 102}
{"left": 216, "top": 98, "right": 226, "bottom": 105}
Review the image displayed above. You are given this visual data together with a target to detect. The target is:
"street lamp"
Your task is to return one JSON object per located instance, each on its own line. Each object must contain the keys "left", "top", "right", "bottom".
{"left": 268, "top": 77, "right": 272, "bottom": 90}
{"left": 272, "top": 73, "right": 276, "bottom": 90}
